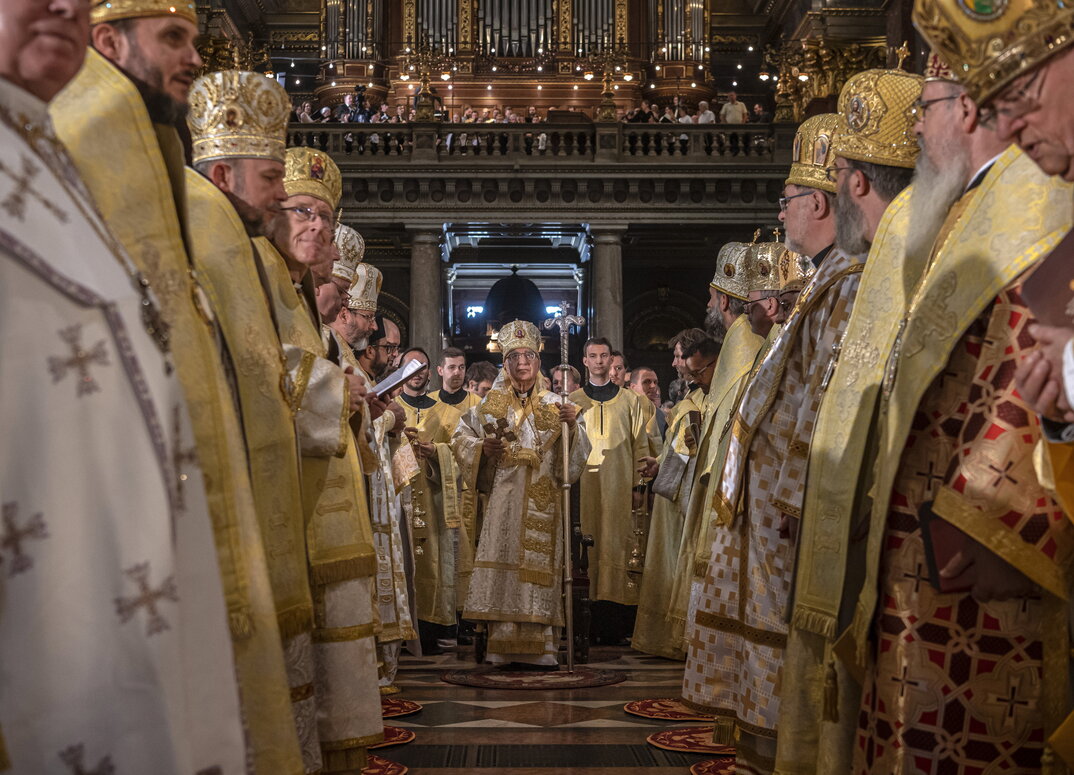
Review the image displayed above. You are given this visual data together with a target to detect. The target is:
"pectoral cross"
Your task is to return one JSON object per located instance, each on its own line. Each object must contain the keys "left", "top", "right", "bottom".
{"left": 0, "top": 154, "right": 68, "bottom": 222}
{"left": 114, "top": 561, "right": 179, "bottom": 636}
{"left": 1, "top": 501, "right": 48, "bottom": 577}
{"left": 48, "top": 324, "right": 109, "bottom": 397}
{"left": 483, "top": 417, "right": 517, "bottom": 442}
{"left": 543, "top": 300, "right": 585, "bottom": 397}
{"left": 59, "top": 744, "right": 114, "bottom": 775}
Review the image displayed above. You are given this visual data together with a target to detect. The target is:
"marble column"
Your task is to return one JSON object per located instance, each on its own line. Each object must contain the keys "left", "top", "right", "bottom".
{"left": 408, "top": 229, "right": 444, "bottom": 353}
{"left": 591, "top": 228, "right": 625, "bottom": 351}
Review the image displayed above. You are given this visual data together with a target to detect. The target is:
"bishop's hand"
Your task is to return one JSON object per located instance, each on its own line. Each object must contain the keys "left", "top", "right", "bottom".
{"left": 558, "top": 402, "right": 578, "bottom": 429}
{"left": 343, "top": 366, "right": 367, "bottom": 414}
{"left": 940, "top": 534, "right": 1040, "bottom": 602}
{"left": 482, "top": 436, "right": 505, "bottom": 461}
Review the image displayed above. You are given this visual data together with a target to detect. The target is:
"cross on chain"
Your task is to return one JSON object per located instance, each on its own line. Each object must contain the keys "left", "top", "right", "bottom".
{"left": 483, "top": 417, "right": 517, "bottom": 442}
{"left": 0, "top": 154, "right": 68, "bottom": 223}
{"left": 988, "top": 460, "right": 1019, "bottom": 488}
{"left": 59, "top": 743, "right": 115, "bottom": 775}
{"left": 914, "top": 460, "right": 946, "bottom": 490}
{"left": 988, "top": 677, "right": 1032, "bottom": 726}
{"left": 1, "top": 501, "right": 49, "bottom": 577}
{"left": 890, "top": 664, "right": 923, "bottom": 701}
{"left": 48, "top": 324, "right": 109, "bottom": 397}
{"left": 172, "top": 406, "right": 199, "bottom": 510}
{"left": 114, "top": 561, "right": 179, "bottom": 636}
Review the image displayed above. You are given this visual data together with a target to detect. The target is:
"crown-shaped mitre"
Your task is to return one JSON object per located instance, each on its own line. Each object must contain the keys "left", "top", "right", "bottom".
{"left": 496, "top": 320, "right": 542, "bottom": 355}
{"left": 187, "top": 71, "right": 290, "bottom": 166}
{"left": 832, "top": 68, "right": 924, "bottom": 169}
{"left": 91, "top": 0, "right": 197, "bottom": 24}
{"left": 709, "top": 242, "right": 750, "bottom": 301}
{"left": 913, "top": 0, "right": 1073, "bottom": 103}
{"left": 786, "top": 113, "right": 841, "bottom": 194}
{"left": 743, "top": 242, "right": 782, "bottom": 293}
{"left": 284, "top": 147, "right": 342, "bottom": 209}
{"left": 924, "top": 51, "right": 958, "bottom": 82}
{"left": 348, "top": 263, "right": 382, "bottom": 312}
{"left": 332, "top": 223, "right": 365, "bottom": 283}
{"left": 776, "top": 249, "right": 815, "bottom": 293}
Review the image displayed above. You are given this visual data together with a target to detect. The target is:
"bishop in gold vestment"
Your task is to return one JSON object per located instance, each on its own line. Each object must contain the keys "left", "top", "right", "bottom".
{"left": 454, "top": 322, "right": 590, "bottom": 664}
{"left": 51, "top": 23, "right": 300, "bottom": 772}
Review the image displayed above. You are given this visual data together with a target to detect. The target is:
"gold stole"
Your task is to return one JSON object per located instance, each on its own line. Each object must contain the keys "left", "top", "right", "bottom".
{"left": 254, "top": 239, "right": 377, "bottom": 585}
{"left": 50, "top": 50, "right": 255, "bottom": 634}
{"left": 792, "top": 187, "right": 915, "bottom": 639}
{"left": 185, "top": 171, "right": 314, "bottom": 641}
{"left": 713, "top": 254, "right": 865, "bottom": 527}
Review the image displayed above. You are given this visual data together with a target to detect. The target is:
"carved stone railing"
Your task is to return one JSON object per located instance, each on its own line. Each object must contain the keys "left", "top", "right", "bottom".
{"left": 286, "top": 121, "right": 796, "bottom": 225}
{"left": 287, "top": 121, "right": 782, "bottom": 164}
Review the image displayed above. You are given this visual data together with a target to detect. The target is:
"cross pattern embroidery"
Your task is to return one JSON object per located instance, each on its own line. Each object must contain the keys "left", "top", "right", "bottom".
{"left": 914, "top": 461, "right": 946, "bottom": 490}
{"left": 988, "top": 677, "right": 1032, "bottom": 729}
{"left": 988, "top": 461, "right": 1019, "bottom": 488}
{"left": 1, "top": 501, "right": 48, "bottom": 577}
{"left": 48, "top": 324, "right": 109, "bottom": 397}
{"left": 59, "top": 743, "right": 115, "bottom": 775}
{"left": 0, "top": 154, "right": 68, "bottom": 222}
{"left": 114, "top": 561, "right": 179, "bottom": 636}
{"left": 890, "top": 664, "right": 923, "bottom": 700}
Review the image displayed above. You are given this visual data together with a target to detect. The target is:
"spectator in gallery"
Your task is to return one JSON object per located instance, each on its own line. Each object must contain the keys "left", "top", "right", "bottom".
{"left": 296, "top": 101, "right": 314, "bottom": 123}
{"left": 318, "top": 106, "right": 333, "bottom": 122}
{"left": 696, "top": 100, "right": 716, "bottom": 124}
{"left": 719, "top": 91, "right": 748, "bottom": 124}
{"left": 753, "top": 103, "right": 772, "bottom": 123}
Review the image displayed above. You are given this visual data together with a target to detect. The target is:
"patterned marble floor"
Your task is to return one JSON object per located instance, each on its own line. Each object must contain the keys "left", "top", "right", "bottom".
{"left": 384, "top": 645, "right": 705, "bottom": 773}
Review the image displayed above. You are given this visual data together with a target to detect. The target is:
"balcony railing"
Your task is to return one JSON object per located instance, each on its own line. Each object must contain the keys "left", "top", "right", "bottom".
{"left": 286, "top": 122, "right": 779, "bottom": 163}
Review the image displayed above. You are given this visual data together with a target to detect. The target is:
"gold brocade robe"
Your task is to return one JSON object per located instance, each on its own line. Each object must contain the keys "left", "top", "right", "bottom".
{"left": 846, "top": 149, "right": 1074, "bottom": 775}
{"left": 454, "top": 386, "right": 590, "bottom": 661}
{"left": 773, "top": 194, "right": 914, "bottom": 775}
{"left": 256, "top": 241, "right": 383, "bottom": 772}
{"left": 429, "top": 388, "right": 483, "bottom": 599}
{"left": 398, "top": 393, "right": 463, "bottom": 626}
{"left": 632, "top": 389, "right": 703, "bottom": 659}
{"left": 669, "top": 314, "right": 765, "bottom": 647}
{"left": 51, "top": 51, "right": 303, "bottom": 774}
{"left": 684, "top": 249, "right": 865, "bottom": 770}
{"left": 569, "top": 385, "right": 652, "bottom": 605}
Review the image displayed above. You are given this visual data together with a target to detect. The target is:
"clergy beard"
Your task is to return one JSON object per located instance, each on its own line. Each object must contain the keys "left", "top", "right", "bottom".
{"left": 905, "top": 135, "right": 971, "bottom": 263}
{"left": 704, "top": 305, "right": 727, "bottom": 343}
{"left": 351, "top": 336, "right": 369, "bottom": 352}
{"left": 117, "top": 59, "right": 188, "bottom": 126}
{"left": 834, "top": 185, "right": 869, "bottom": 255}
{"left": 223, "top": 189, "right": 265, "bottom": 237}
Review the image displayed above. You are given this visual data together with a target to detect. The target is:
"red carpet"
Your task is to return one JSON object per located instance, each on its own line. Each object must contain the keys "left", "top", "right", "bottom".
{"left": 646, "top": 726, "right": 736, "bottom": 756}
{"left": 381, "top": 697, "right": 423, "bottom": 718}
{"left": 691, "top": 758, "right": 735, "bottom": 774}
{"left": 623, "top": 698, "right": 715, "bottom": 721}
{"left": 362, "top": 753, "right": 407, "bottom": 775}
{"left": 369, "top": 726, "right": 416, "bottom": 749}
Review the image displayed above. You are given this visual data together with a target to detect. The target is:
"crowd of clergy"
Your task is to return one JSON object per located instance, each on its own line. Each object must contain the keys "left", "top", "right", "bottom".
{"left": 5, "top": 0, "right": 1074, "bottom": 773}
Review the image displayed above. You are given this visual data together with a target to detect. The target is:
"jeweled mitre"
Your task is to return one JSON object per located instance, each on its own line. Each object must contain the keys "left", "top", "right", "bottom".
{"left": 187, "top": 70, "right": 291, "bottom": 166}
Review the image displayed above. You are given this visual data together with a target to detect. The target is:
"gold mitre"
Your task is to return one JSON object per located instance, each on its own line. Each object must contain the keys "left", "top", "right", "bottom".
{"left": 776, "top": 248, "right": 814, "bottom": 293}
{"left": 91, "top": 0, "right": 197, "bottom": 25}
{"left": 284, "top": 147, "right": 342, "bottom": 209}
{"left": 496, "top": 320, "right": 543, "bottom": 355}
{"left": 333, "top": 223, "right": 365, "bottom": 284}
{"left": 348, "top": 263, "right": 382, "bottom": 312}
{"left": 832, "top": 68, "right": 923, "bottom": 169}
{"left": 924, "top": 51, "right": 958, "bottom": 82}
{"left": 786, "top": 113, "right": 841, "bottom": 194}
{"left": 913, "top": 0, "right": 1074, "bottom": 104}
{"left": 710, "top": 241, "right": 750, "bottom": 301}
{"left": 743, "top": 241, "right": 782, "bottom": 293}
{"left": 188, "top": 71, "right": 290, "bottom": 166}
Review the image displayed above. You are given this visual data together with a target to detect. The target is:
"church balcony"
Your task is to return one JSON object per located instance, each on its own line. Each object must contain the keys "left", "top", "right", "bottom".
{"left": 287, "top": 121, "right": 795, "bottom": 225}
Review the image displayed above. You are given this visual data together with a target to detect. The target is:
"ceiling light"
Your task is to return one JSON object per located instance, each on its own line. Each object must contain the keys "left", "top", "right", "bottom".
{"left": 492, "top": 65, "right": 497, "bottom": 71}
{"left": 537, "top": 65, "right": 543, "bottom": 71}
{"left": 537, "top": 85, "right": 542, "bottom": 90}
{"left": 584, "top": 70, "right": 594, "bottom": 80}
{"left": 747, "top": 45, "right": 754, "bottom": 52}
{"left": 655, "top": 65, "right": 661, "bottom": 71}
{"left": 573, "top": 84, "right": 578, "bottom": 90}
{"left": 737, "top": 64, "right": 742, "bottom": 70}
{"left": 623, "top": 72, "right": 633, "bottom": 81}
{"left": 690, "top": 82, "right": 696, "bottom": 87}
{"left": 732, "top": 80, "right": 738, "bottom": 87}
{"left": 613, "top": 84, "right": 619, "bottom": 90}
{"left": 487, "top": 84, "right": 492, "bottom": 90}
{"left": 331, "top": 81, "right": 336, "bottom": 86}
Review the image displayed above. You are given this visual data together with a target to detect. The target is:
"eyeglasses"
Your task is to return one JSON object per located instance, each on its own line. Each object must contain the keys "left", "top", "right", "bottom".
{"left": 280, "top": 206, "right": 335, "bottom": 227}
{"left": 684, "top": 359, "right": 716, "bottom": 378}
{"left": 372, "top": 343, "right": 400, "bottom": 353}
{"left": 910, "top": 94, "right": 959, "bottom": 119}
{"left": 352, "top": 310, "right": 376, "bottom": 322}
{"left": 779, "top": 191, "right": 813, "bottom": 211}
{"left": 506, "top": 350, "right": 538, "bottom": 363}
{"left": 981, "top": 66, "right": 1047, "bottom": 128}
{"left": 743, "top": 295, "right": 777, "bottom": 310}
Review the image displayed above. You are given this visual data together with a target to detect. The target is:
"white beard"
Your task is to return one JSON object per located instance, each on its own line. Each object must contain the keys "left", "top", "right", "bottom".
{"left": 905, "top": 135, "right": 972, "bottom": 266}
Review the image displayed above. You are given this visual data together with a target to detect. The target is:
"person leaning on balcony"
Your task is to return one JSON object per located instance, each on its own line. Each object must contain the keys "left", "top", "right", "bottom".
{"left": 697, "top": 100, "right": 716, "bottom": 123}
{"left": 719, "top": 91, "right": 749, "bottom": 123}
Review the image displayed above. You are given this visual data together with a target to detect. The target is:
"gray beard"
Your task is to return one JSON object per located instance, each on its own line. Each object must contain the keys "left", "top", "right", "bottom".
{"left": 834, "top": 190, "right": 869, "bottom": 255}
{"left": 351, "top": 336, "right": 369, "bottom": 352}
{"left": 905, "top": 137, "right": 971, "bottom": 265}
{"left": 704, "top": 306, "right": 727, "bottom": 343}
